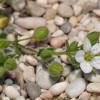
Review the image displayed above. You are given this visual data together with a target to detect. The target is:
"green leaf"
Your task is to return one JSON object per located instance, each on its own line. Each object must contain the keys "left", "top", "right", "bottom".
{"left": 87, "top": 31, "right": 100, "bottom": 45}
{"left": 67, "top": 41, "right": 78, "bottom": 52}
{"left": 38, "top": 48, "right": 54, "bottom": 60}
{"left": 0, "top": 39, "right": 10, "bottom": 48}
{"left": 4, "top": 58, "right": 17, "bottom": 70}
{"left": 0, "top": 67, "right": 5, "bottom": 77}
{"left": 48, "top": 61, "right": 63, "bottom": 77}
{"left": 0, "top": 49, "right": 6, "bottom": 64}
{"left": 0, "top": 32, "right": 6, "bottom": 38}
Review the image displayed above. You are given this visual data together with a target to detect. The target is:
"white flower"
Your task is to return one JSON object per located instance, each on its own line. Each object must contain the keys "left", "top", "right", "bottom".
{"left": 75, "top": 38, "right": 100, "bottom": 73}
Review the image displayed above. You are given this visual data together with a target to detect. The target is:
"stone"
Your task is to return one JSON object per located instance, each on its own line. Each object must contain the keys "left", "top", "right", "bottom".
{"left": 4, "top": 86, "right": 20, "bottom": 99}
{"left": 26, "top": 82, "right": 41, "bottom": 100}
{"left": 2, "top": 97, "right": 10, "bottom": 100}
{"left": 40, "top": 90, "right": 53, "bottom": 99}
{"left": 15, "top": 96, "right": 25, "bottom": 100}
{"left": 48, "top": 0, "right": 58, "bottom": 4}
{"left": 36, "top": 65, "right": 55, "bottom": 89}
{"left": 19, "top": 63, "right": 35, "bottom": 82}
{"left": 60, "top": 22, "right": 72, "bottom": 33}
{"left": 87, "top": 83, "right": 100, "bottom": 93}
{"left": 58, "top": 3, "right": 73, "bottom": 18}
{"left": 67, "top": 70, "right": 82, "bottom": 83}
{"left": 44, "top": 8, "right": 57, "bottom": 20}
{"left": 52, "top": 30, "right": 64, "bottom": 37}
{"left": 50, "top": 35, "right": 67, "bottom": 48}
{"left": 36, "top": 0, "right": 48, "bottom": 6}
{"left": 15, "top": 17, "right": 47, "bottom": 29}
{"left": 93, "top": 9, "right": 100, "bottom": 17}
{"left": 84, "top": 71, "right": 100, "bottom": 82}
{"left": 4, "top": 79, "right": 13, "bottom": 85}
{"left": 50, "top": 82, "right": 68, "bottom": 96}
{"left": 66, "top": 78, "right": 86, "bottom": 98}
{"left": 25, "top": 55, "right": 38, "bottom": 66}
{"left": 78, "top": 92, "right": 91, "bottom": 100}
{"left": 69, "top": 16, "right": 78, "bottom": 27}
{"left": 73, "top": 4, "right": 82, "bottom": 16}
{"left": 54, "top": 16, "right": 64, "bottom": 26}
{"left": 27, "top": 1, "right": 45, "bottom": 16}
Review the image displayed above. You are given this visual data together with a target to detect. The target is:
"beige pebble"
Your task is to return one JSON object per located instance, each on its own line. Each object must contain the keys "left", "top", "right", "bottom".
{"left": 50, "top": 35, "right": 67, "bottom": 48}
{"left": 69, "top": 16, "right": 78, "bottom": 27}
{"left": 78, "top": 92, "right": 91, "bottom": 100}
{"left": 93, "top": 9, "right": 100, "bottom": 17}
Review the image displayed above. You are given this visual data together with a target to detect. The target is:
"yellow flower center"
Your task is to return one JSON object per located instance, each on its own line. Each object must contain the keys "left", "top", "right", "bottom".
{"left": 84, "top": 52, "right": 93, "bottom": 61}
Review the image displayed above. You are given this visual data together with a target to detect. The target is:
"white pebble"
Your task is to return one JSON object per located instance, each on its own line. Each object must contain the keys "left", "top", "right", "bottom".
{"left": 15, "top": 96, "right": 25, "bottom": 100}
{"left": 2, "top": 97, "right": 10, "bottom": 100}
{"left": 4, "top": 86, "right": 20, "bottom": 99}
{"left": 50, "top": 82, "right": 67, "bottom": 96}
{"left": 36, "top": 0, "right": 48, "bottom": 6}
{"left": 55, "top": 16, "right": 64, "bottom": 26}
{"left": 66, "top": 78, "right": 86, "bottom": 98}
{"left": 52, "top": 30, "right": 64, "bottom": 37}
{"left": 7, "top": 34, "right": 15, "bottom": 42}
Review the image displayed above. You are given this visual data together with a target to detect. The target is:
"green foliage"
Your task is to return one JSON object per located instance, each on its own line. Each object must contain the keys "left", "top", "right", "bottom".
{"left": 32, "top": 26, "right": 49, "bottom": 42}
{"left": 48, "top": 61, "right": 63, "bottom": 77}
{"left": 0, "top": 49, "right": 6, "bottom": 64}
{"left": 4, "top": 58, "right": 17, "bottom": 70}
{"left": 38, "top": 48, "right": 54, "bottom": 60}
{"left": 87, "top": 32, "right": 100, "bottom": 45}
{"left": 0, "top": 67, "right": 5, "bottom": 78}
{"left": 0, "top": 32, "right": 6, "bottom": 38}
{"left": 0, "top": 39, "right": 10, "bottom": 49}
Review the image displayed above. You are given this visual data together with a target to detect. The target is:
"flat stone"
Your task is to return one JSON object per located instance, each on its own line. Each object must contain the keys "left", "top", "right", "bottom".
{"left": 27, "top": 1, "right": 45, "bottom": 16}
{"left": 15, "top": 17, "right": 47, "bottom": 29}
{"left": 87, "top": 83, "right": 100, "bottom": 93}
{"left": 66, "top": 78, "right": 86, "bottom": 98}
{"left": 58, "top": 3, "right": 73, "bottom": 18}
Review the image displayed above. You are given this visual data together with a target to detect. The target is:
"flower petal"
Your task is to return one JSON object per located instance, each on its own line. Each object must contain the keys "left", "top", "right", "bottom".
{"left": 90, "top": 56, "right": 100, "bottom": 69}
{"left": 91, "top": 43, "right": 100, "bottom": 55}
{"left": 83, "top": 38, "right": 91, "bottom": 52}
{"left": 75, "top": 50, "right": 85, "bottom": 63}
{"left": 80, "top": 62, "right": 92, "bottom": 73}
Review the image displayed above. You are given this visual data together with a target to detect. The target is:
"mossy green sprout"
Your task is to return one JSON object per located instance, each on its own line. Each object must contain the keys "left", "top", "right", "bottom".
{"left": 48, "top": 61, "right": 63, "bottom": 77}
{"left": 0, "top": 67, "right": 5, "bottom": 78}
{"left": 32, "top": 26, "right": 49, "bottom": 43}
{"left": 0, "top": 49, "right": 6, "bottom": 64}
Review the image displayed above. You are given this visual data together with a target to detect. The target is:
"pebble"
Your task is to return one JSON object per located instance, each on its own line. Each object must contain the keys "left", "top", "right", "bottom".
{"left": 58, "top": 3, "right": 73, "bottom": 18}
{"left": 48, "top": 0, "right": 58, "bottom": 4}
{"left": 84, "top": 71, "right": 100, "bottom": 82}
{"left": 93, "top": 9, "right": 100, "bottom": 17}
{"left": 47, "top": 22, "right": 57, "bottom": 33}
{"left": 40, "top": 90, "right": 53, "bottom": 99}
{"left": 25, "top": 55, "right": 38, "bottom": 66}
{"left": 18, "top": 35, "right": 31, "bottom": 46}
{"left": 87, "top": 83, "right": 100, "bottom": 93}
{"left": 78, "top": 92, "right": 91, "bottom": 100}
{"left": 36, "top": 66, "right": 55, "bottom": 89}
{"left": 36, "top": 0, "right": 48, "bottom": 6}
{"left": 27, "top": 1, "right": 45, "bottom": 16}
{"left": 15, "top": 96, "right": 25, "bottom": 100}
{"left": 83, "top": 1, "right": 97, "bottom": 13}
{"left": 69, "top": 16, "right": 78, "bottom": 27}
{"left": 50, "top": 82, "right": 68, "bottom": 96}
{"left": 73, "top": 4, "right": 82, "bottom": 16}
{"left": 4, "top": 79, "right": 13, "bottom": 86}
{"left": 50, "top": 35, "right": 67, "bottom": 48}
{"left": 66, "top": 78, "right": 86, "bottom": 98}
{"left": 67, "top": 70, "right": 82, "bottom": 83}
{"left": 2, "top": 97, "right": 10, "bottom": 100}
{"left": 7, "top": 34, "right": 15, "bottom": 42}
{"left": 19, "top": 63, "right": 35, "bottom": 82}
{"left": 15, "top": 17, "right": 47, "bottom": 29}
{"left": 4, "top": 86, "right": 20, "bottom": 99}
{"left": 26, "top": 82, "right": 41, "bottom": 100}
{"left": 54, "top": 16, "right": 64, "bottom": 26}
{"left": 60, "top": 22, "right": 72, "bottom": 33}
{"left": 52, "top": 30, "right": 64, "bottom": 37}
{"left": 44, "top": 8, "right": 57, "bottom": 20}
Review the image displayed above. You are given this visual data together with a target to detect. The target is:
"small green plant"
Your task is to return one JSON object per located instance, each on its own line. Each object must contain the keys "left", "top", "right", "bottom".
{"left": 32, "top": 26, "right": 49, "bottom": 43}
{"left": 48, "top": 61, "right": 63, "bottom": 77}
